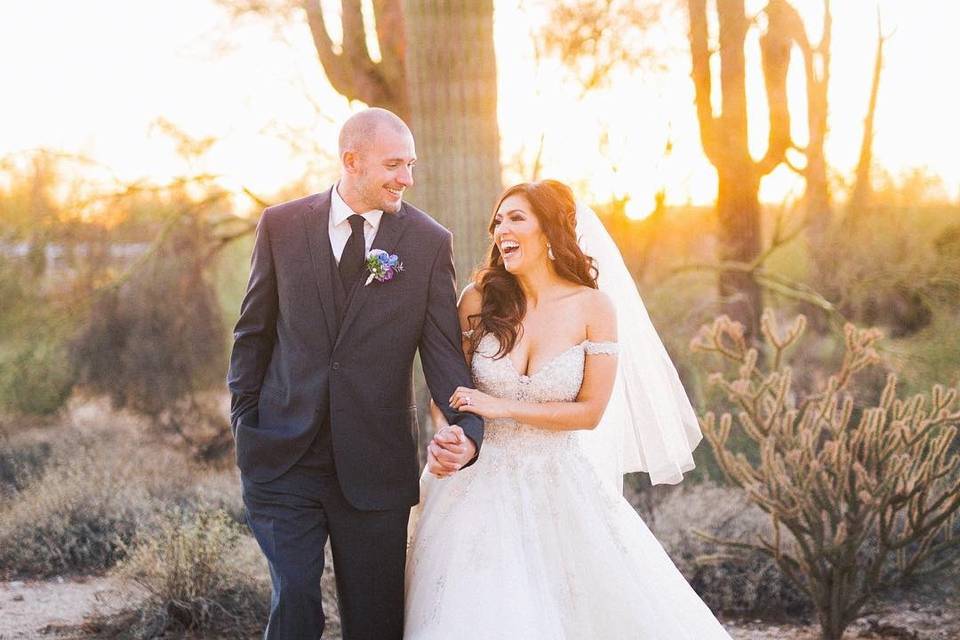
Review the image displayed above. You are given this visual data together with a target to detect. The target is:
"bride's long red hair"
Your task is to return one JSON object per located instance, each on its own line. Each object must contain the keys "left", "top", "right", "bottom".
{"left": 468, "top": 180, "right": 598, "bottom": 358}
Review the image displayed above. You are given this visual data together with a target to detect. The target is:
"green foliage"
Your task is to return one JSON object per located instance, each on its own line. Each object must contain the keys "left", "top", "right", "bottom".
{"left": 818, "top": 205, "right": 960, "bottom": 338}
{"left": 0, "top": 336, "right": 74, "bottom": 416}
{"left": 0, "top": 150, "right": 237, "bottom": 425}
{"left": 212, "top": 230, "right": 254, "bottom": 340}
{"left": 0, "top": 252, "right": 75, "bottom": 416}
{"left": 541, "top": 0, "right": 662, "bottom": 92}
{"left": 0, "top": 256, "right": 32, "bottom": 330}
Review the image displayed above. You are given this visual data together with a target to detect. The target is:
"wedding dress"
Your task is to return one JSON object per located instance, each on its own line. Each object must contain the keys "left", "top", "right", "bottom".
{"left": 404, "top": 331, "right": 733, "bottom": 639}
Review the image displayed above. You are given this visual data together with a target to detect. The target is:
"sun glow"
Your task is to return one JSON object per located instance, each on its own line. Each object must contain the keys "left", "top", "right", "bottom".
{"left": 0, "top": 1, "right": 957, "bottom": 220}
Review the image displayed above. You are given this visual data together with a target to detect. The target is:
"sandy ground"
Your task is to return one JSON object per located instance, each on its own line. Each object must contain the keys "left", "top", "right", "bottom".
{"left": 1, "top": 574, "right": 957, "bottom": 640}
{"left": 0, "top": 576, "right": 144, "bottom": 639}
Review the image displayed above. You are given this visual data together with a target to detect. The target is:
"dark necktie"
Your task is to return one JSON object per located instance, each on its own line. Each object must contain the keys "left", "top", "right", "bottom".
{"left": 339, "top": 214, "right": 366, "bottom": 288}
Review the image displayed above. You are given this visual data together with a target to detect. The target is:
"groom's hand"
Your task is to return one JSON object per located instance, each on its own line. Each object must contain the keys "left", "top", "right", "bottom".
{"left": 426, "top": 425, "right": 476, "bottom": 478}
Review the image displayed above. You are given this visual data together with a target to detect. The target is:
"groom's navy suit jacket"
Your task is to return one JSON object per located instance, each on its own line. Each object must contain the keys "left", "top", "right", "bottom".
{"left": 227, "top": 188, "right": 483, "bottom": 510}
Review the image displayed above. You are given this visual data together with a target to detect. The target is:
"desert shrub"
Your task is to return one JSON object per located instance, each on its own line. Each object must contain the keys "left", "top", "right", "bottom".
{"left": 0, "top": 426, "right": 221, "bottom": 578}
{"left": 0, "top": 401, "right": 257, "bottom": 580}
{"left": 816, "top": 205, "right": 960, "bottom": 340}
{"left": 692, "top": 309, "right": 960, "bottom": 640}
{"left": 188, "top": 469, "right": 245, "bottom": 525}
{"left": 0, "top": 255, "right": 33, "bottom": 334}
{"left": 0, "top": 337, "right": 75, "bottom": 416}
{"left": 115, "top": 508, "right": 269, "bottom": 638}
{"left": 70, "top": 219, "right": 231, "bottom": 459}
{"left": 0, "top": 436, "right": 51, "bottom": 500}
{"left": 71, "top": 222, "right": 227, "bottom": 416}
{"left": 0, "top": 438, "right": 158, "bottom": 578}
{"left": 643, "top": 482, "right": 809, "bottom": 620}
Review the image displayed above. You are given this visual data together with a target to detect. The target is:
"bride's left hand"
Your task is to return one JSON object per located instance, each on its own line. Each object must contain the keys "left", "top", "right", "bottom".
{"left": 449, "top": 386, "right": 512, "bottom": 419}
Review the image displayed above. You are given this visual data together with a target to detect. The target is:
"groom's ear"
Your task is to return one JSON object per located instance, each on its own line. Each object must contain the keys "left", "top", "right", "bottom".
{"left": 341, "top": 150, "right": 360, "bottom": 174}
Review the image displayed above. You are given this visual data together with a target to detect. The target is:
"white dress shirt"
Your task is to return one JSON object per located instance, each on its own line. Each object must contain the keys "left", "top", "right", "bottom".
{"left": 329, "top": 183, "right": 384, "bottom": 263}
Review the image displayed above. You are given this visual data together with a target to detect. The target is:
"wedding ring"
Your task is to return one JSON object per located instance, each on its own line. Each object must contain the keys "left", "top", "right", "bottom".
{"left": 463, "top": 396, "right": 472, "bottom": 406}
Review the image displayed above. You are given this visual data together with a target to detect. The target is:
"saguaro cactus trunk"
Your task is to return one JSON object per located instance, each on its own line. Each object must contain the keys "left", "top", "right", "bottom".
{"left": 687, "top": 0, "right": 796, "bottom": 337}
{"left": 403, "top": 0, "right": 503, "bottom": 286}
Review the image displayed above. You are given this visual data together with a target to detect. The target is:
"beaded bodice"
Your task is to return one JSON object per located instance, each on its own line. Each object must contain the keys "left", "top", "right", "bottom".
{"left": 469, "top": 331, "right": 618, "bottom": 452}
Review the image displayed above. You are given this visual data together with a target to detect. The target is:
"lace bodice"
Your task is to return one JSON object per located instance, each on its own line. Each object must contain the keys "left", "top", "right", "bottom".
{"left": 468, "top": 331, "right": 618, "bottom": 452}
{"left": 408, "top": 332, "right": 732, "bottom": 640}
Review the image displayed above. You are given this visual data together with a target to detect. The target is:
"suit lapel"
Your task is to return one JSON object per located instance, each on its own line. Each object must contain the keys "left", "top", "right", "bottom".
{"left": 334, "top": 203, "right": 410, "bottom": 350}
{"left": 301, "top": 189, "right": 339, "bottom": 344}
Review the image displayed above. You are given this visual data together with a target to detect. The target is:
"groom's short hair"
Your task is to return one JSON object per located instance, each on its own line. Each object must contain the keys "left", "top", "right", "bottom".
{"left": 338, "top": 108, "right": 411, "bottom": 157}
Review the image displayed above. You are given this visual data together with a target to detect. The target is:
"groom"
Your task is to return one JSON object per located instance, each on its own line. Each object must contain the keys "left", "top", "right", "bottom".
{"left": 227, "top": 108, "right": 483, "bottom": 639}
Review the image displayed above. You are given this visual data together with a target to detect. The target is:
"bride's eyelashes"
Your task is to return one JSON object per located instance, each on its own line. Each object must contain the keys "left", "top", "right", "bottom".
{"left": 494, "top": 212, "right": 526, "bottom": 225}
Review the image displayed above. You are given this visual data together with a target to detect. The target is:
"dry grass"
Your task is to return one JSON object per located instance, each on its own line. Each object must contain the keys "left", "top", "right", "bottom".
{"left": 640, "top": 482, "right": 811, "bottom": 620}
{"left": 0, "top": 435, "right": 159, "bottom": 578}
{"left": 112, "top": 508, "right": 270, "bottom": 638}
{"left": 0, "top": 401, "right": 243, "bottom": 579}
{"left": 0, "top": 399, "right": 343, "bottom": 638}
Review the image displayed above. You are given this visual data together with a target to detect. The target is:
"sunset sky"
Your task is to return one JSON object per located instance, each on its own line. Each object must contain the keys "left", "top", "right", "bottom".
{"left": 1, "top": 0, "right": 957, "bottom": 218}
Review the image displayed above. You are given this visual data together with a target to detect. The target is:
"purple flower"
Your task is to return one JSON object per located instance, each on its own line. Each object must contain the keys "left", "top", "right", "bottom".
{"left": 364, "top": 249, "right": 404, "bottom": 286}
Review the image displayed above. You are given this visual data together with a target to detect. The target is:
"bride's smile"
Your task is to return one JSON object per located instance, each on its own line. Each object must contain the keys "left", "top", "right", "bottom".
{"left": 492, "top": 193, "right": 551, "bottom": 273}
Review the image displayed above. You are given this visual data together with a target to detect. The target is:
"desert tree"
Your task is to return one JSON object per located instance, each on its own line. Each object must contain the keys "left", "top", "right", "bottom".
{"left": 774, "top": 0, "right": 832, "bottom": 244}
{"left": 846, "top": 9, "right": 890, "bottom": 220}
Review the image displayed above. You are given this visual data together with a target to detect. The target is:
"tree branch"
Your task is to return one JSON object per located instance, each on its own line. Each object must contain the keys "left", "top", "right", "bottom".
{"left": 687, "top": 0, "right": 721, "bottom": 167}
{"left": 372, "top": 0, "right": 406, "bottom": 107}
{"left": 756, "top": 0, "right": 795, "bottom": 176}
{"left": 300, "top": 1, "right": 406, "bottom": 116}
{"left": 301, "top": 1, "right": 357, "bottom": 99}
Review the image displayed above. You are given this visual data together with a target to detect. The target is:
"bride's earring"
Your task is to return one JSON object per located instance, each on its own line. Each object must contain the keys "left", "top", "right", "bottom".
{"left": 547, "top": 242, "right": 555, "bottom": 261}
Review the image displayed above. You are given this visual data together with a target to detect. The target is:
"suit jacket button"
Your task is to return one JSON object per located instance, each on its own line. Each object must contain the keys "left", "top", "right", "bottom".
{"left": 332, "top": 362, "right": 340, "bottom": 370}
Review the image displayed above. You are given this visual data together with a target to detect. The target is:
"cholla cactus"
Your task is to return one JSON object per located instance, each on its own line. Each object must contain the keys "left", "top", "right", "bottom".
{"left": 691, "top": 309, "right": 960, "bottom": 640}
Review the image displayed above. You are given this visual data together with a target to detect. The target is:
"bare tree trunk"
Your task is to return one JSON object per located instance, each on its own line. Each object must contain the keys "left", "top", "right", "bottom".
{"left": 403, "top": 0, "right": 503, "bottom": 286}
{"left": 817, "top": 603, "right": 851, "bottom": 640}
{"left": 775, "top": 0, "right": 833, "bottom": 334}
{"left": 791, "top": 0, "right": 833, "bottom": 243}
{"left": 848, "top": 11, "right": 886, "bottom": 221}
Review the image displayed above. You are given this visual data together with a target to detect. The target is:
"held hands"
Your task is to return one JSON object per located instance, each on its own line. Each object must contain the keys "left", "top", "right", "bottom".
{"left": 426, "top": 425, "right": 477, "bottom": 478}
{"left": 425, "top": 386, "right": 508, "bottom": 479}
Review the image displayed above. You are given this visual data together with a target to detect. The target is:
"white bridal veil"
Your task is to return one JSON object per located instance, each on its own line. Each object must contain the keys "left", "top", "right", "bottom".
{"left": 574, "top": 203, "right": 703, "bottom": 491}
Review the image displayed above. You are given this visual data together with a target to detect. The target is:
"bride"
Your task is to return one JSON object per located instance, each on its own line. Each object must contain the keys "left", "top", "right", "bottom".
{"left": 404, "top": 179, "right": 732, "bottom": 639}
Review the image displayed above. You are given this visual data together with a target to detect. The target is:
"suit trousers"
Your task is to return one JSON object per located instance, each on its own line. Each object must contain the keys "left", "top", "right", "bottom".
{"left": 241, "top": 420, "right": 411, "bottom": 640}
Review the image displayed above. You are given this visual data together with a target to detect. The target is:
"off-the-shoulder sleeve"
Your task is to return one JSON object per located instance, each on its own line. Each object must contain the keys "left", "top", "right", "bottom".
{"left": 583, "top": 340, "right": 619, "bottom": 355}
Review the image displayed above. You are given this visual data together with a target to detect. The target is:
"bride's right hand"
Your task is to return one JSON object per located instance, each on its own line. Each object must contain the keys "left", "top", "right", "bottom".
{"left": 426, "top": 445, "right": 455, "bottom": 478}
{"left": 427, "top": 426, "right": 474, "bottom": 477}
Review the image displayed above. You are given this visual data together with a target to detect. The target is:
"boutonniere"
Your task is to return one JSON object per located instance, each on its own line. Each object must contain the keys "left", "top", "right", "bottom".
{"left": 364, "top": 249, "right": 404, "bottom": 286}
